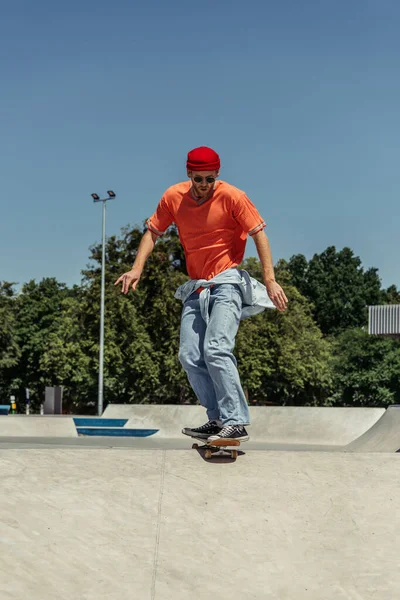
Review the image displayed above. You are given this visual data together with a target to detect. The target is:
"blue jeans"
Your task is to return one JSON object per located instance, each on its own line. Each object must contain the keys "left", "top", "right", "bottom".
{"left": 178, "top": 283, "right": 250, "bottom": 426}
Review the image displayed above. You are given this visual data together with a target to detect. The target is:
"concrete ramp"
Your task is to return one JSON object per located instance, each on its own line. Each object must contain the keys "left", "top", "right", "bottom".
{"left": 345, "top": 405, "right": 400, "bottom": 452}
{"left": 0, "top": 416, "right": 77, "bottom": 438}
{"left": 104, "top": 405, "right": 384, "bottom": 446}
{"left": 247, "top": 406, "right": 384, "bottom": 445}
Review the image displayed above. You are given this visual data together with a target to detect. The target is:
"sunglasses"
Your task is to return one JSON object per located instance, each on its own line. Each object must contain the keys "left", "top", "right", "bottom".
{"left": 192, "top": 176, "right": 216, "bottom": 184}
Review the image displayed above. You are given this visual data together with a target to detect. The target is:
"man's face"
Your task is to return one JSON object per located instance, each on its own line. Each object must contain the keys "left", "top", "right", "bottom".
{"left": 187, "top": 170, "right": 219, "bottom": 198}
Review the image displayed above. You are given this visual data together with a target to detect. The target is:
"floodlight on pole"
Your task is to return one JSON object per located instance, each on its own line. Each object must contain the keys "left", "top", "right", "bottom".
{"left": 91, "top": 190, "right": 116, "bottom": 416}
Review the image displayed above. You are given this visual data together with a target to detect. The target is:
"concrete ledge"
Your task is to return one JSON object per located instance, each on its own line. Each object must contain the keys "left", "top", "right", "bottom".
{"left": 104, "top": 405, "right": 385, "bottom": 445}
{"left": 0, "top": 416, "right": 77, "bottom": 437}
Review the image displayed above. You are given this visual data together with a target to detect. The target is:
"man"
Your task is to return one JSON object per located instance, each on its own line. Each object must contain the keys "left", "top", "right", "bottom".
{"left": 115, "top": 146, "right": 288, "bottom": 443}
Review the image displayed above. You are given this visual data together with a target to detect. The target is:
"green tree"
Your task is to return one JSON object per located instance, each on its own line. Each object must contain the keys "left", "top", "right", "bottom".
{"left": 0, "top": 282, "right": 21, "bottom": 402}
{"left": 329, "top": 328, "right": 400, "bottom": 406}
{"left": 38, "top": 294, "right": 94, "bottom": 412}
{"left": 285, "top": 247, "right": 382, "bottom": 335}
{"left": 237, "top": 259, "right": 333, "bottom": 406}
{"left": 9, "top": 278, "right": 71, "bottom": 411}
{"left": 381, "top": 284, "right": 400, "bottom": 304}
{"left": 5, "top": 225, "right": 399, "bottom": 413}
{"left": 82, "top": 223, "right": 192, "bottom": 406}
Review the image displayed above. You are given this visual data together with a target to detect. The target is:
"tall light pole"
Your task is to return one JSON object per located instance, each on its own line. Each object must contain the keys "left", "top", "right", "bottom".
{"left": 91, "top": 190, "right": 116, "bottom": 416}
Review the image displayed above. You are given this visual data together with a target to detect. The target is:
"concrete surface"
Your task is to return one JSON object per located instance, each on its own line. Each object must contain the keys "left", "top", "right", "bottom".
{"left": 0, "top": 435, "right": 341, "bottom": 452}
{"left": 0, "top": 448, "right": 399, "bottom": 600}
{"left": 1, "top": 406, "right": 400, "bottom": 599}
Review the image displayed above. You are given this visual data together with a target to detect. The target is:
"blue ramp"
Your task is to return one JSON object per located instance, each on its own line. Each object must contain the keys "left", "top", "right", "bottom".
{"left": 76, "top": 427, "right": 158, "bottom": 437}
{"left": 73, "top": 418, "right": 128, "bottom": 428}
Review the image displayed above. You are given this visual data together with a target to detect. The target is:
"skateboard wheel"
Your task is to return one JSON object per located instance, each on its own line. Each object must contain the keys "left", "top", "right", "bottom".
{"left": 192, "top": 443, "right": 199, "bottom": 449}
{"left": 205, "top": 449, "right": 213, "bottom": 459}
{"left": 231, "top": 450, "right": 238, "bottom": 459}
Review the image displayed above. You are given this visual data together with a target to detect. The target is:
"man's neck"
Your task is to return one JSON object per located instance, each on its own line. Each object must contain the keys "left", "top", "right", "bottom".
{"left": 190, "top": 184, "right": 216, "bottom": 203}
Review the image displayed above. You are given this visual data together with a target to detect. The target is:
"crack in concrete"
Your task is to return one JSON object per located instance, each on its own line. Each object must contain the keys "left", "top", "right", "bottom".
{"left": 151, "top": 450, "right": 166, "bottom": 600}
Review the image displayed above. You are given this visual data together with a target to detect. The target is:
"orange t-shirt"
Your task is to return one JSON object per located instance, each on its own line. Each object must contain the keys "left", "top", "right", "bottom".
{"left": 147, "top": 180, "right": 266, "bottom": 280}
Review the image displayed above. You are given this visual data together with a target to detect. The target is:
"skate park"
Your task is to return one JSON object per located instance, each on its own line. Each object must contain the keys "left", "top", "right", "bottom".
{"left": 2, "top": 3, "right": 400, "bottom": 597}
{"left": 1, "top": 404, "right": 399, "bottom": 600}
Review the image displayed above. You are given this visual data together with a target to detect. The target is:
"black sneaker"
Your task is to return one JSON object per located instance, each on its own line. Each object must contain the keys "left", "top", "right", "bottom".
{"left": 182, "top": 420, "right": 222, "bottom": 439}
{"left": 208, "top": 425, "right": 249, "bottom": 443}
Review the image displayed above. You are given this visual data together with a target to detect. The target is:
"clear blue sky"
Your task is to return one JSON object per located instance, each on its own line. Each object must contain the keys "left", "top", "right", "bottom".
{"left": 1, "top": 0, "right": 399, "bottom": 290}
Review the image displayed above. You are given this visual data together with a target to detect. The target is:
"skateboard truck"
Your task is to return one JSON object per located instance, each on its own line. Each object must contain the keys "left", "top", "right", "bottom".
{"left": 192, "top": 438, "right": 241, "bottom": 460}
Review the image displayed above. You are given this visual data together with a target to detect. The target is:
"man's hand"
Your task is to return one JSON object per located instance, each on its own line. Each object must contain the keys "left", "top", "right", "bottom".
{"left": 114, "top": 268, "right": 142, "bottom": 294}
{"left": 266, "top": 280, "right": 288, "bottom": 312}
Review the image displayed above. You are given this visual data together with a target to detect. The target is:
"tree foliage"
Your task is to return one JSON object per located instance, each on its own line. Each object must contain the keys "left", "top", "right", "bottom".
{"left": 237, "top": 259, "right": 332, "bottom": 406}
{"left": 0, "top": 226, "right": 398, "bottom": 411}
{"left": 328, "top": 329, "right": 400, "bottom": 406}
{"left": 283, "top": 246, "right": 382, "bottom": 334}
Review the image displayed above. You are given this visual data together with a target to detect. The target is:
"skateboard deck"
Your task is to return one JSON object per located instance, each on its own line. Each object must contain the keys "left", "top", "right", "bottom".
{"left": 192, "top": 437, "right": 241, "bottom": 460}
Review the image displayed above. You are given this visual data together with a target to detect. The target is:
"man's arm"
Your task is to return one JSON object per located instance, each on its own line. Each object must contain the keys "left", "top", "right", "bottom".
{"left": 115, "top": 229, "right": 159, "bottom": 294}
{"left": 251, "top": 229, "right": 288, "bottom": 311}
{"left": 131, "top": 229, "right": 158, "bottom": 271}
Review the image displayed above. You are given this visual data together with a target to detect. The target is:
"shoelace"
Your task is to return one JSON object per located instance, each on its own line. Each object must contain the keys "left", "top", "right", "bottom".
{"left": 219, "top": 425, "right": 239, "bottom": 437}
{"left": 196, "top": 421, "right": 216, "bottom": 431}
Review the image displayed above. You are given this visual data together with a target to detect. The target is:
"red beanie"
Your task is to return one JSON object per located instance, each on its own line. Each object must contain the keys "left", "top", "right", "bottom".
{"left": 186, "top": 146, "right": 220, "bottom": 171}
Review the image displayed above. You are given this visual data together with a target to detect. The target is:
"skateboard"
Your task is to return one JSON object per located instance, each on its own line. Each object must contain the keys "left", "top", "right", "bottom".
{"left": 192, "top": 437, "right": 241, "bottom": 460}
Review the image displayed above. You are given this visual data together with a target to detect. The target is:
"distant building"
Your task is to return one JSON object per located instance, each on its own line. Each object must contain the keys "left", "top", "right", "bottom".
{"left": 368, "top": 305, "right": 400, "bottom": 338}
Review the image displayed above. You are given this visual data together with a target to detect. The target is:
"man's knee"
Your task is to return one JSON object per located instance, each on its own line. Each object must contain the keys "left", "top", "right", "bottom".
{"left": 179, "top": 345, "right": 202, "bottom": 372}
{"left": 204, "top": 339, "right": 232, "bottom": 367}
